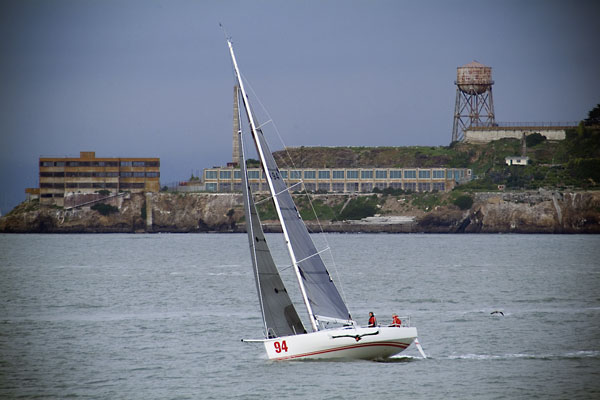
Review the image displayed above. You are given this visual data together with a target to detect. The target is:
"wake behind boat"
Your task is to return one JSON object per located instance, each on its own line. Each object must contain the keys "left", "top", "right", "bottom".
{"left": 226, "top": 35, "right": 421, "bottom": 361}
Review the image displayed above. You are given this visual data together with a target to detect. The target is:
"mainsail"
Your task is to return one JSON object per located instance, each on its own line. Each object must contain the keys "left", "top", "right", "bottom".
{"left": 238, "top": 91, "right": 305, "bottom": 338}
{"left": 227, "top": 39, "right": 351, "bottom": 331}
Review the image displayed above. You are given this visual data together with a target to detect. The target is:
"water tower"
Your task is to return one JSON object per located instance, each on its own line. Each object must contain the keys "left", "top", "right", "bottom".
{"left": 452, "top": 61, "right": 495, "bottom": 142}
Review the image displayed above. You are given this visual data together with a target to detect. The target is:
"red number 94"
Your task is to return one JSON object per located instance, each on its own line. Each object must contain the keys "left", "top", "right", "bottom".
{"left": 274, "top": 340, "right": 288, "bottom": 353}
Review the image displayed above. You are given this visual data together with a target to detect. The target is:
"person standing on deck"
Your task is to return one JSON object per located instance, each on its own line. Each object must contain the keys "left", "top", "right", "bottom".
{"left": 368, "top": 312, "right": 377, "bottom": 327}
{"left": 391, "top": 314, "right": 402, "bottom": 327}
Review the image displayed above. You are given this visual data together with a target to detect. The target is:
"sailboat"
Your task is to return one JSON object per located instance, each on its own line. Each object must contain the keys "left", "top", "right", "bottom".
{"left": 227, "top": 37, "right": 421, "bottom": 361}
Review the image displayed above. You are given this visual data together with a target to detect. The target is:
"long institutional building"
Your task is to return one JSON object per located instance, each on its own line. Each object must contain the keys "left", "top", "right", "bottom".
{"left": 202, "top": 166, "right": 471, "bottom": 193}
{"left": 35, "top": 151, "right": 160, "bottom": 206}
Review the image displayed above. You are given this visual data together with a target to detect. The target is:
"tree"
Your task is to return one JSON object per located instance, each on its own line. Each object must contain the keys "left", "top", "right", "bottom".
{"left": 584, "top": 104, "right": 600, "bottom": 126}
{"left": 453, "top": 195, "right": 473, "bottom": 210}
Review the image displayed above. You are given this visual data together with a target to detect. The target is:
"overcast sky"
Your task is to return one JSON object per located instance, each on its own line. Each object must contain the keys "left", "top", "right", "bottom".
{"left": 1, "top": 0, "right": 599, "bottom": 212}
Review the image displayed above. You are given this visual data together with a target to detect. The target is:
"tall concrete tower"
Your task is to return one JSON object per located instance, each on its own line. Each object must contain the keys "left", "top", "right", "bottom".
{"left": 231, "top": 85, "right": 240, "bottom": 166}
{"left": 452, "top": 61, "right": 495, "bottom": 143}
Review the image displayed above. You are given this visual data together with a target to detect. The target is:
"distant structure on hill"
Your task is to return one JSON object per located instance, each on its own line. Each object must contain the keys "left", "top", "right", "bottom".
{"left": 201, "top": 166, "right": 471, "bottom": 193}
{"left": 463, "top": 123, "right": 573, "bottom": 144}
{"left": 452, "top": 61, "right": 577, "bottom": 144}
{"left": 28, "top": 151, "right": 160, "bottom": 207}
{"left": 452, "top": 61, "right": 496, "bottom": 143}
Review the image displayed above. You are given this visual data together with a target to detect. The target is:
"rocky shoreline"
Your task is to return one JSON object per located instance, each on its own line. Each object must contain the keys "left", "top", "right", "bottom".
{"left": 1, "top": 190, "right": 599, "bottom": 234}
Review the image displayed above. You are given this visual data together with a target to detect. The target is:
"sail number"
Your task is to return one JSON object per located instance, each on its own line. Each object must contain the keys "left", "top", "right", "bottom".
{"left": 273, "top": 340, "right": 288, "bottom": 353}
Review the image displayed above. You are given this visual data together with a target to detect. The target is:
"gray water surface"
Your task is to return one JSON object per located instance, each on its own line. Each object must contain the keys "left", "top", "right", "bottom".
{"left": 1, "top": 233, "right": 599, "bottom": 399}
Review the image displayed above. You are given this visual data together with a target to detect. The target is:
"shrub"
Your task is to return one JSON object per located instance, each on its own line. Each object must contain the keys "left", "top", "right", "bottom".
{"left": 525, "top": 133, "right": 546, "bottom": 147}
{"left": 337, "top": 196, "right": 378, "bottom": 220}
{"left": 453, "top": 195, "right": 473, "bottom": 210}
{"left": 91, "top": 203, "right": 119, "bottom": 216}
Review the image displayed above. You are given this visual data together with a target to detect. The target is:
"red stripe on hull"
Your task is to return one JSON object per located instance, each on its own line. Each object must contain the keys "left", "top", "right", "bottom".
{"left": 272, "top": 342, "right": 409, "bottom": 361}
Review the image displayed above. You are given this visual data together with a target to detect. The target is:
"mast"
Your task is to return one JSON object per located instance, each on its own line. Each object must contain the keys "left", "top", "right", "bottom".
{"left": 226, "top": 39, "right": 319, "bottom": 332}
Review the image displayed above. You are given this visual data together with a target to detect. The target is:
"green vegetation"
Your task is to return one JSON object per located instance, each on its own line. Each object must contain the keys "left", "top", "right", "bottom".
{"left": 97, "top": 189, "right": 110, "bottom": 197}
{"left": 525, "top": 132, "right": 547, "bottom": 147}
{"left": 410, "top": 192, "right": 444, "bottom": 211}
{"left": 453, "top": 194, "right": 474, "bottom": 210}
{"left": 336, "top": 195, "right": 379, "bottom": 221}
{"left": 91, "top": 203, "right": 119, "bottom": 216}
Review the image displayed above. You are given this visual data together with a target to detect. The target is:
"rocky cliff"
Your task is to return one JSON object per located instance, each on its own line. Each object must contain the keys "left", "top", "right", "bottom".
{"left": 1, "top": 190, "right": 599, "bottom": 234}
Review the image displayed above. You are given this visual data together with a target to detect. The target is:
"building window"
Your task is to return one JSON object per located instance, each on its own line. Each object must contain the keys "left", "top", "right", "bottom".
{"left": 404, "top": 170, "right": 416, "bottom": 179}
{"left": 290, "top": 170, "right": 301, "bottom": 179}
{"left": 332, "top": 182, "right": 345, "bottom": 192}
{"left": 234, "top": 170, "right": 241, "bottom": 179}
{"left": 120, "top": 172, "right": 133, "bottom": 177}
{"left": 318, "top": 170, "right": 330, "bottom": 179}
{"left": 317, "top": 183, "right": 330, "bottom": 192}
{"left": 433, "top": 170, "right": 445, "bottom": 179}
{"left": 205, "top": 170, "right": 218, "bottom": 179}
{"left": 220, "top": 170, "right": 231, "bottom": 179}
{"left": 333, "top": 170, "right": 344, "bottom": 179}
{"left": 132, "top": 161, "right": 145, "bottom": 167}
{"left": 418, "top": 170, "right": 431, "bottom": 179}
{"left": 433, "top": 182, "right": 445, "bottom": 191}
{"left": 67, "top": 161, "right": 79, "bottom": 167}
{"left": 375, "top": 182, "right": 387, "bottom": 190}
{"left": 146, "top": 172, "right": 159, "bottom": 178}
{"left": 404, "top": 182, "right": 416, "bottom": 191}
{"left": 304, "top": 170, "right": 316, "bottom": 179}
{"left": 133, "top": 172, "right": 145, "bottom": 177}
{"left": 389, "top": 182, "right": 402, "bottom": 189}
{"left": 361, "top": 183, "right": 373, "bottom": 192}
{"left": 361, "top": 170, "right": 373, "bottom": 179}
{"left": 120, "top": 161, "right": 132, "bottom": 167}
{"left": 375, "top": 170, "right": 387, "bottom": 179}
{"left": 346, "top": 182, "right": 359, "bottom": 192}
{"left": 303, "top": 183, "right": 316, "bottom": 192}
{"left": 347, "top": 170, "right": 359, "bottom": 179}
{"left": 389, "top": 170, "right": 401, "bottom": 179}
{"left": 206, "top": 183, "right": 217, "bottom": 192}
{"left": 418, "top": 182, "right": 431, "bottom": 192}
{"left": 247, "top": 170, "right": 260, "bottom": 179}
{"left": 280, "top": 170, "right": 288, "bottom": 179}
{"left": 220, "top": 183, "right": 231, "bottom": 192}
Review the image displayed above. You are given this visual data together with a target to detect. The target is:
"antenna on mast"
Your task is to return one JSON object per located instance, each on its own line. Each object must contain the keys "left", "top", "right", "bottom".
{"left": 219, "top": 23, "right": 232, "bottom": 42}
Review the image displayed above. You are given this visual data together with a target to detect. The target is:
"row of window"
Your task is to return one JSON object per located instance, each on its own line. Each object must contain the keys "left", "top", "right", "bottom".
{"left": 205, "top": 181, "right": 446, "bottom": 193}
{"left": 40, "top": 172, "right": 160, "bottom": 178}
{"left": 206, "top": 169, "right": 462, "bottom": 180}
{"left": 40, "top": 161, "right": 160, "bottom": 167}
{"left": 42, "top": 182, "right": 149, "bottom": 189}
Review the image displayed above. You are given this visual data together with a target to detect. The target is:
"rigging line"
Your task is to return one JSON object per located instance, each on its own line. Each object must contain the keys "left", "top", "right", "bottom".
{"left": 254, "top": 181, "right": 304, "bottom": 205}
{"left": 295, "top": 246, "right": 331, "bottom": 266}
{"left": 278, "top": 245, "right": 331, "bottom": 273}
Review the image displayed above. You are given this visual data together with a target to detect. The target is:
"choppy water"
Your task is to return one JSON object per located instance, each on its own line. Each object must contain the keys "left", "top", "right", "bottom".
{"left": 1, "top": 233, "right": 599, "bottom": 399}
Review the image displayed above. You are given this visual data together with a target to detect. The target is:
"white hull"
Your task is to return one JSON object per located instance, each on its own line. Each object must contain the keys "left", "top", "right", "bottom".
{"left": 262, "top": 326, "right": 418, "bottom": 361}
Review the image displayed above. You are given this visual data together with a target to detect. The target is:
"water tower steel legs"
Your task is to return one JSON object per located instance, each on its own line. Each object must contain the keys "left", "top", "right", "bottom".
{"left": 452, "top": 86, "right": 495, "bottom": 143}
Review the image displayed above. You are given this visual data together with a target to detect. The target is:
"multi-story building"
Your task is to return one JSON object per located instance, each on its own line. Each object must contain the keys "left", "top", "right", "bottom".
{"left": 202, "top": 167, "right": 471, "bottom": 193}
{"left": 36, "top": 151, "right": 160, "bottom": 206}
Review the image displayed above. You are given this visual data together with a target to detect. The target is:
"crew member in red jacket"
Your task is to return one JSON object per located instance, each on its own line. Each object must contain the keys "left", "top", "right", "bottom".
{"left": 391, "top": 314, "right": 402, "bottom": 327}
{"left": 368, "top": 312, "right": 377, "bottom": 327}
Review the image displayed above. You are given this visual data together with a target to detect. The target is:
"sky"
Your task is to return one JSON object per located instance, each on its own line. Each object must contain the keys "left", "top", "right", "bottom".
{"left": 1, "top": 0, "right": 599, "bottom": 212}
